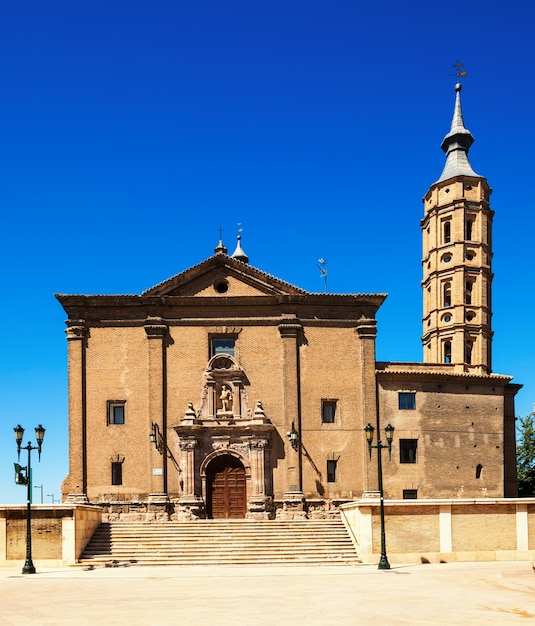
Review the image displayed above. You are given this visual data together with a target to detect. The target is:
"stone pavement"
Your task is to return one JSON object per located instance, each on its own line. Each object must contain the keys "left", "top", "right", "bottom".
{"left": 1, "top": 561, "right": 535, "bottom": 625}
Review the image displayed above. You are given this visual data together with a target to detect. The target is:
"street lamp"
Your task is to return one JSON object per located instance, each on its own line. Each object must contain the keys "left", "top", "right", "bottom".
{"left": 286, "top": 421, "right": 299, "bottom": 451}
{"left": 13, "top": 424, "right": 46, "bottom": 575}
{"left": 149, "top": 422, "right": 164, "bottom": 454}
{"left": 365, "top": 422, "right": 394, "bottom": 570}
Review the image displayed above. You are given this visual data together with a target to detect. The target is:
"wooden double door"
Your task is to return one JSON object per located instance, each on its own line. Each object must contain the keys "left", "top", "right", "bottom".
{"left": 207, "top": 455, "right": 247, "bottom": 519}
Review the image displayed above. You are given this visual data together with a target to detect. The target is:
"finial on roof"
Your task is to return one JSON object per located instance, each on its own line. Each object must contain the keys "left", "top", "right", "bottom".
{"left": 230, "top": 227, "right": 249, "bottom": 263}
{"left": 437, "top": 79, "right": 480, "bottom": 183}
{"left": 214, "top": 226, "right": 227, "bottom": 255}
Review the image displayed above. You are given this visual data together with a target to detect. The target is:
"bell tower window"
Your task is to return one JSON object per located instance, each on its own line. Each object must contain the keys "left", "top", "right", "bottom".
{"left": 465, "top": 219, "right": 473, "bottom": 240}
{"left": 465, "top": 280, "right": 474, "bottom": 305}
{"left": 443, "top": 340, "right": 452, "bottom": 364}
{"left": 443, "top": 221, "right": 451, "bottom": 244}
{"left": 443, "top": 282, "right": 452, "bottom": 308}
{"left": 465, "top": 339, "right": 473, "bottom": 364}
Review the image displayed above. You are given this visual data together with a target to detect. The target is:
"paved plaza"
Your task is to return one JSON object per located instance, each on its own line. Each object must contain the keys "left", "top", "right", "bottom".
{"left": 1, "top": 560, "right": 535, "bottom": 625}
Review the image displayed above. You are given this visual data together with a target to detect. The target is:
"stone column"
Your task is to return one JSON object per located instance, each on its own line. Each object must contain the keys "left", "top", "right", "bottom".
{"left": 278, "top": 319, "right": 305, "bottom": 515}
{"left": 64, "top": 321, "right": 89, "bottom": 503}
{"left": 230, "top": 377, "right": 242, "bottom": 418}
{"left": 178, "top": 438, "right": 203, "bottom": 519}
{"left": 145, "top": 319, "right": 169, "bottom": 512}
{"left": 206, "top": 377, "right": 216, "bottom": 418}
{"left": 247, "top": 439, "right": 271, "bottom": 518}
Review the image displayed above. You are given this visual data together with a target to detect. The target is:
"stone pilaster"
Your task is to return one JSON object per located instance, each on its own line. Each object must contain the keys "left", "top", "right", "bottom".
{"left": 64, "top": 320, "right": 89, "bottom": 502}
{"left": 356, "top": 318, "right": 378, "bottom": 496}
{"left": 145, "top": 318, "right": 168, "bottom": 500}
{"left": 278, "top": 319, "right": 304, "bottom": 502}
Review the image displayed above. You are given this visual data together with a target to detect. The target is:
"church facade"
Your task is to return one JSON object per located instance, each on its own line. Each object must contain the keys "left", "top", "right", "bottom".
{"left": 56, "top": 84, "right": 520, "bottom": 520}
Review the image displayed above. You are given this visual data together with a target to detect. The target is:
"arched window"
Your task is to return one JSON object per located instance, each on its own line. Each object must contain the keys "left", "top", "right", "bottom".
{"left": 443, "top": 282, "right": 452, "bottom": 308}
{"left": 465, "top": 280, "right": 473, "bottom": 305}
{"left": 465, "top": 340, "right": 473, "bottom": 364}
{"left": 465, "top": 219, "right": 473, "bottom": 240}
{"left": 444, "top": 340, "right": 452, "bottom": 364}
{"left": 443, "top": 221, "right": 451, "bottom": 243}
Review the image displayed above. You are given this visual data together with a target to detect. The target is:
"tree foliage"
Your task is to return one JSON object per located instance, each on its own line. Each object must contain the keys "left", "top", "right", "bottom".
{"left": 517, "top": 413, "right": 535, "bottom": 496}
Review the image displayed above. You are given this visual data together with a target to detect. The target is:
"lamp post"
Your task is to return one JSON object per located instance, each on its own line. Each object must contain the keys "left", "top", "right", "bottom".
{"left": 14, "top": 424, "right": 45, "bottom": 575}
{"left": 365, "top": 422, "right": 394, "bottom": 570}
{"left": 34, "top": 484, "right": 43, "bottom": 504}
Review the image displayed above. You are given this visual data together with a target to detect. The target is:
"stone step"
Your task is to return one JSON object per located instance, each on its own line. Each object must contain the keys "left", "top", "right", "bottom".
{"left": 79, "top": 518, "right": 360, "bottom": 566}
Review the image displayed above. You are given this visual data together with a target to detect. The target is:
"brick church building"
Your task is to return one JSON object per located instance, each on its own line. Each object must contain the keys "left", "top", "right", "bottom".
{"left": 56, "top": 83, "right": 520, "bottom": 520}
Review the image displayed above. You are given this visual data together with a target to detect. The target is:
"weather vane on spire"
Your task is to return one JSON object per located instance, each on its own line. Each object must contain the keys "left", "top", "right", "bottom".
{"left": 451, "top": 60, "right": 468, "bottom": 81}
{"left": 237, "top": 222, "right": 243, "bottom": 235}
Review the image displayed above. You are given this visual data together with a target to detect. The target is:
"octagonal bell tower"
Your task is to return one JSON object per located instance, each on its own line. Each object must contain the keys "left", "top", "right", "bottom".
{"left": 421, "top": 83, "right": 493, "bottom": 374}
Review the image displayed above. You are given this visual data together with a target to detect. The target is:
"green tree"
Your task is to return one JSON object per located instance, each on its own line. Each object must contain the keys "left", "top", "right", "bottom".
{"left": 517, "top": 412, "right": 535, "bottom": 496}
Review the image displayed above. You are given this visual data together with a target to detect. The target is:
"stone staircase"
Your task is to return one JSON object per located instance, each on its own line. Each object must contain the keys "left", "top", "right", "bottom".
{"left": 78, "top": 518, "right": 360, "bottom": 567}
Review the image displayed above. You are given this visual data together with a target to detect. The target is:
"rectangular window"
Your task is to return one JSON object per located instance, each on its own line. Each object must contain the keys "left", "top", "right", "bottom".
{"left": 398, "top": 392, "right": 416, "bottom": 410}
{"left": 322, "top": 400, "right": 337, "bottom": 423}
{"left": 211, "top": 338, "right": 235, "bottom": 357}
{"left": 400, "top": 439, "right": 418, "bottom": 463}
{"left": 326, "top": 460, "right": 337, "bottom": 483}
{"left": 111, "top": 462, "right": 123, "bottom": 485}
{"left": 108, "top": 401, "right": 125, "bottom": 425}
{"left": 403, "top": 489, "right": 418, "bottom": 499}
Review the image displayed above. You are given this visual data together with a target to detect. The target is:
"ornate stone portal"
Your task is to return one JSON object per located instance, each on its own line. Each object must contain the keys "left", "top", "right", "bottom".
{"left": 173, "top": 354, "right": 274, "bottom": 519}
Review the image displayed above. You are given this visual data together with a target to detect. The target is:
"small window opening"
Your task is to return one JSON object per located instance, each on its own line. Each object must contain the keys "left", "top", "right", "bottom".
{"left": 403, "top": 489, "right": 418, "bottom": 499}
{"left": 398, "top": 392, "right": 416, "bottom": 410}
{"left": 465, "top": 281, "right": 473, "bottom": 305}
{"left": 108, "top": 401, "right": 125, "bottom": 425}
{"left": 444, "top": 340, "right": 452, "bottom": 364}
{"left": 322, "top": 400, "right": 337, "bottom": 423}
{"left": 465, "top": 340, "right": 473, "bottom": 365}
{"left": 211, "top": 338, "right": 235, "bottom": 357}
{"left": 466, "top": 220, "right": 473, "bottom": 240}
{"left": 111, "top": 462, "right": 123, "bottom": 486}
{"left": 443, "top": 221, "right": 451, "bottom": 243}
{"left": 400, "top": 439, "right": 418, "bottom": 463}
{"left": 214, "top": 279, "right": 229, "bottom": 294}
{"left": 443, "top": 282, "right": 451, "bottom": 308}
{"left": 475, "top": 464, "right": 483, "bottom": 479}
{"left": 326, "top": 460, "right": 337, "bottom": 483}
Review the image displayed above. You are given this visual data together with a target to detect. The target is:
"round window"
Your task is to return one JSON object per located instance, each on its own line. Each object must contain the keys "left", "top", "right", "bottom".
{"left": 214, "top": 279, "right": 229, "bottom": 294}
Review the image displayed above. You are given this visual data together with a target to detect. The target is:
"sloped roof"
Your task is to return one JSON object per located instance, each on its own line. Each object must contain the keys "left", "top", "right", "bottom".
{"left": 142, "top": 253, "right": 310, "bottom": 297}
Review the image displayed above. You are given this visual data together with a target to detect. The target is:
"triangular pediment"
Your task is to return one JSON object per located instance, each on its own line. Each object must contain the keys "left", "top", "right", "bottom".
{"left": 142, "top": 255, "right": 308, "bottom": 297}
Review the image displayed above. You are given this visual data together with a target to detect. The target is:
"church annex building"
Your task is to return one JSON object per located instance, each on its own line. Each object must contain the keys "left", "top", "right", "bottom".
{"left": 56, "top": 84, "right": 520, "bottom": 521}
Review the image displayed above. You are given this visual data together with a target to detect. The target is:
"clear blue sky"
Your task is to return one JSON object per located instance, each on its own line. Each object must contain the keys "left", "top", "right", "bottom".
{"left": 1, "top": 1, "right": 534, "bottom": 504}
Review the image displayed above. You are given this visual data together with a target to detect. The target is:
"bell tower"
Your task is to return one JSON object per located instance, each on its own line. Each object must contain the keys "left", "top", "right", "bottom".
{"left": 421, "top": 83, "right": 493, "bottom": 374}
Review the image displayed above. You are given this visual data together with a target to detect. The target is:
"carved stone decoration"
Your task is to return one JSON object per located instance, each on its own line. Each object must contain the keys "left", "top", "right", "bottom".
{"left": 182, "top": 401, "right": 200, "bottom": 425}
{"left": 217, "top": 384, "right": 233, "bottom": 416}
{"left": 230, "top": 442, "right": 250, "bottom": 455}
{"left": 197, "top": 354, "right": 253, "bottom": 420}
{"left": 179, "top": 439, "right": 199, "bottom": 451}
{"left": 172, "top": 352, "right": 275, "bottom": 519}
{"left": 65, "top": 321, "right": 88, "bottom": 341}
{"left": 254, "top": 400, "right": 266, "bottom": 418}
{"left": 250, "top": 438, "right": 269, "bottom": 450}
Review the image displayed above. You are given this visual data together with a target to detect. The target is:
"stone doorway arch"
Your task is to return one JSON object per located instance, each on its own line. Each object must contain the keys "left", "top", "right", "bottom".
{"left": 206, "top": 454, "right": 247, "bottom": 519}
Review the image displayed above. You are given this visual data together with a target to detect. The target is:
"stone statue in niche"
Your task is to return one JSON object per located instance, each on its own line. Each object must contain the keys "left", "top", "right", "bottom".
{"left": 218, "top": 384, "right": 233, "bottom": 415}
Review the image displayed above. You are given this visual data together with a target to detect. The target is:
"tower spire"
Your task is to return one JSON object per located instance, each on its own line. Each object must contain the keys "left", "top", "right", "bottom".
{"left": 437, "top": 83, "right": 479, "bottom": 183}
